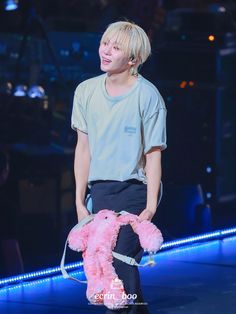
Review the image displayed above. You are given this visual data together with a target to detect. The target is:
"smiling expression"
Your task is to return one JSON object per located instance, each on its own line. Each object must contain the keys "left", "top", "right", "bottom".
{"left": 99, "top": 37, "right": 132, "bottom": 75}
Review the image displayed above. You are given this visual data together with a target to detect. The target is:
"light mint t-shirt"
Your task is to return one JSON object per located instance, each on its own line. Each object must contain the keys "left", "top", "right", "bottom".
{"left": 71, "top": 73, "right": 167, "bottom": 184}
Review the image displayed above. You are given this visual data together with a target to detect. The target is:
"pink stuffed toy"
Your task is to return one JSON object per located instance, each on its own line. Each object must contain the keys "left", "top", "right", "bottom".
{"left": 68, "top": 209, "right": 163, "bottom": 310}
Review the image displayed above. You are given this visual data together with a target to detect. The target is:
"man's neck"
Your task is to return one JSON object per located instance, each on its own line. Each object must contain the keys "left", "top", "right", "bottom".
{"left": 106, "top": 70, "right": 136, "bottom": 87}
{"left": 105, "top": 71, "right": 138, "bottom": 97}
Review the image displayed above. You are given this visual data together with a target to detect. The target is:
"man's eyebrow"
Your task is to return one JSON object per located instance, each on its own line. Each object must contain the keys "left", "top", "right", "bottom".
{"left": 102, "top": 38, "right": 122, "bottom": 46}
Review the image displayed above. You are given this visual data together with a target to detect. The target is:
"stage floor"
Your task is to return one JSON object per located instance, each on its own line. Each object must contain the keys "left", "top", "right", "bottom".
{"left": 0, "top": 235, "right": 236, "bottom": 314}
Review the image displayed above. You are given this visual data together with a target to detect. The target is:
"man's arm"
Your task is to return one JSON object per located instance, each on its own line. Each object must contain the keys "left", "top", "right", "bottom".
{"left": 74, "top": 129, "right": 91, "bottom": 222}
{"left": 139, "top": 147, "right": 162, "bottom": 221}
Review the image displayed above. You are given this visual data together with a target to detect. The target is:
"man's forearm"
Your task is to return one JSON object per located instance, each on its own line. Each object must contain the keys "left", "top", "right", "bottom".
{"left": 145, "top": 148, "right": 162, "bottom": 214}
{"left": 74, "top": 144, "right": 90, "bottom": 209}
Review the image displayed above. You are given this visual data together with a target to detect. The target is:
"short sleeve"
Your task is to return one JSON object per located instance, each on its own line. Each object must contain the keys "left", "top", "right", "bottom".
{"left": 71, "top": 86, "right": 88, "bottom": 133}
{"left": 142, "top": 97, "right": 167, "bottom": 154}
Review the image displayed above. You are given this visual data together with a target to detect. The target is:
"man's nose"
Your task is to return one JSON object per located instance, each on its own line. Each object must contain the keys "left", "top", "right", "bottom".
{"left": 104, "top": 44, "right": 112, "bottom": 54}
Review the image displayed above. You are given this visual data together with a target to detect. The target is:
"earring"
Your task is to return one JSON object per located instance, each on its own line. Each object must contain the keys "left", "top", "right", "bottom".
{"left": 130, "top": 66, "right": 138, "bottom": 77}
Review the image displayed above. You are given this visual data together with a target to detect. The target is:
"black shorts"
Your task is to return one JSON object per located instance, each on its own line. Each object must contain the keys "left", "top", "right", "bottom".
{"left": 90, "top": 180, "right": 150, "bottom": 313}
{"left": 90, "top": 179, "right": 147, "bottom": 215}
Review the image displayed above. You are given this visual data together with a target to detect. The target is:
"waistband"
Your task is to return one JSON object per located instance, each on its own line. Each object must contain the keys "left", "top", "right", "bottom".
{"left": 90, "top": 179, "right": 144, "bottom": 186}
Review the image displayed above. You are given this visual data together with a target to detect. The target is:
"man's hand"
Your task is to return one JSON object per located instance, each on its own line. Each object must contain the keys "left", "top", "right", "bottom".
{"left": 77, "top": 205, "right": 90, "bottom": 222}
{"left": 139, "top": 208, "right": 156, "bottom": 221}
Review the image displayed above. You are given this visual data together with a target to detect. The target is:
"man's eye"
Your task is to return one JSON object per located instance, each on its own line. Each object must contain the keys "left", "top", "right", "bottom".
{"left": 114, "top": 46, "right": 120, "bottom": 50}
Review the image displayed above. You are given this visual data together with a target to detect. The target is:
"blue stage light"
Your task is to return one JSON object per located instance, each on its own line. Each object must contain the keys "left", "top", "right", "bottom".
{"left": 206, "top": 166, "right": 212, "bottom": 173}
{"left": 4, "top": 0, "right": 18, "bottom": 11}
{"left": 27, "top": 85, "right": 45, "bottom": 98}
{"left": 0, "top": 227, "right": 235, "bottom": 288}
{"left": 206, "top": 192, "right": 212, "bottom": 199}
{"left": 13, "top": 84, "right": 27, "bottom": 97}
{"left": 208, "top": 4, "right": 226, "bottom": 13}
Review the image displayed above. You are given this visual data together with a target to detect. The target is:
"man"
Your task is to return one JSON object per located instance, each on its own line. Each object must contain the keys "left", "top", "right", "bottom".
{"left": 71, "top": 21, "right": 167, "bottom": 314}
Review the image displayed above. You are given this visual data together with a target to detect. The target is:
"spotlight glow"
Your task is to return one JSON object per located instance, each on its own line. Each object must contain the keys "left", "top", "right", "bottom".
{"left": 180, "top": 81, "right": 187, "bottom": 89}
{"left": 206, "top": 192, "right": 212, "bottom": 199}
{"left": 206, "top": 166, "right": 212, "bottom": 173}
{"left": 5, "top": 0, "right": 18, "bottom": 11}
{"left": 208, "top": 35, "right": 215, "bottom": 42}
{"left": 27, "top": 85, "right": 45, "bottom": 99}
{"left": 13, "top": 84, "right": 27, "bottom": 97}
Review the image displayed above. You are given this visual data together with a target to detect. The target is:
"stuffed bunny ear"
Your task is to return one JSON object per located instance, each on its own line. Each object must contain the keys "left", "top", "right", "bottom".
{"left": 134, "top": 220, "right": 163, "bottom": 253}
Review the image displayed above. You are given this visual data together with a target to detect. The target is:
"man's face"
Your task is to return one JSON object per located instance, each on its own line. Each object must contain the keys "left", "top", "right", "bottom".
{"left": 98, "top": 37, "right": 131, "bottom": 75}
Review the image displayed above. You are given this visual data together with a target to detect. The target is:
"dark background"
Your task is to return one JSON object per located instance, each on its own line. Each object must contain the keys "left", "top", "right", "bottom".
{"left": 0, "top": 0, "right": 236, "bottom": 277}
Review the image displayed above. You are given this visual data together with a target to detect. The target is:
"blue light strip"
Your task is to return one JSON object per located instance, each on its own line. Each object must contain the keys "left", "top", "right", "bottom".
{"left": 161, "top": 227, "right": 236, "bottom": 249}
{"left": 0, "top": 261, "right": 83, "bottom": 286}
{"left": 220, "top": 227, "right": 236, "bottom": 235}
{"left": 161, "top": 230, "right": 221, "bottom": 249}
{"left": 0, "top": 226, "right": 236, "bottom": 287}
{"left": 0, "top": 270, "right": 84, "bottom": 294}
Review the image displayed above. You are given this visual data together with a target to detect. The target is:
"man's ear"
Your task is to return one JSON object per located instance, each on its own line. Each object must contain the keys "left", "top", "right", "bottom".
{"left": 128, "top": 55, "right": 136, "bottom": 65}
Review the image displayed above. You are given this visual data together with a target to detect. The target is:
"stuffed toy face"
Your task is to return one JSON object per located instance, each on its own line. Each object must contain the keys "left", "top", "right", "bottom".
{"left": 68, "top": 209, "right": 163, "bottom": 310}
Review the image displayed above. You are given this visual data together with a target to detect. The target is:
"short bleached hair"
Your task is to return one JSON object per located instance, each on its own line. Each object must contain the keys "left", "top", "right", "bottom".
{"left": 100, "top": 21, "right": 151, "bottom": 66}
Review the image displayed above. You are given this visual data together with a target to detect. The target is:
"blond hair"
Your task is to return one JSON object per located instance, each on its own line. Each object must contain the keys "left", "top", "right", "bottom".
{"left": 100, "top": 21, "right": 151, "bottom": 69}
